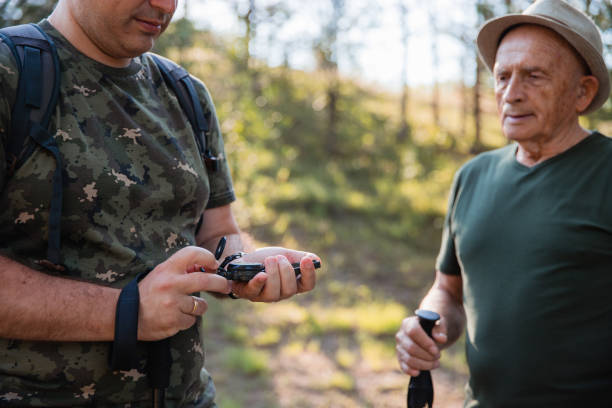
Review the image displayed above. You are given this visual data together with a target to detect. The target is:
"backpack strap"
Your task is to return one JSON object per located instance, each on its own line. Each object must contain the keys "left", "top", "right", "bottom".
{"left": 149, "top": 53, "right": 222, "bottom": 173}
{"left": 0, "top": 24, "right": 66, "bottom": 272}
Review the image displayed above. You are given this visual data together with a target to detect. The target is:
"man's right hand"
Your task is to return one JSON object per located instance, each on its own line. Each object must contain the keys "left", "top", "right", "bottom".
{"left": 395, "top": 315, "right": 448, "bottom": 377}
{"left": 137, "top": 246, "right": 231, "bottom": 341}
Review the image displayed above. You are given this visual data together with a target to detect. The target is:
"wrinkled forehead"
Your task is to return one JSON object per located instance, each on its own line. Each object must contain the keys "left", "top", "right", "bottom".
{"left": 496, "top": 24, "right": 589, "bottom": 75}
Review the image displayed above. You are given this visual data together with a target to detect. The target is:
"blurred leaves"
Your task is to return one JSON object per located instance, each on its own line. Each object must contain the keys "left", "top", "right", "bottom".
{"left": 0, "top": 0, "right": 56, "bottom": 27}
{"left": 4, "top": 2, "right": 612, "bottom": 405}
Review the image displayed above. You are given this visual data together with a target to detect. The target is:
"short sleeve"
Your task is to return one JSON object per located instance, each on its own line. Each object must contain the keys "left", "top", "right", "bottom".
{"left": 435, "top": 170, "right": 462, "bottom": 275}
{"left": 0, "top": 38, "right": 20, "bottom": 190}
{"left": 191, "top": 76, "right": 236, "bottom": 208}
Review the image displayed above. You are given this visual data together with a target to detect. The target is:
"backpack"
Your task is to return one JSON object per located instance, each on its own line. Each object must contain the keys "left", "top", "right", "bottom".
{"left": 0, "top": 23, "right": 221, "bottom": 273}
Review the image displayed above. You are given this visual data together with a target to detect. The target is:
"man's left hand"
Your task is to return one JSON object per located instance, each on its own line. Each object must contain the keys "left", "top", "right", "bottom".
{"left": 230, "top": 247, "right": 319, "bottom": 302}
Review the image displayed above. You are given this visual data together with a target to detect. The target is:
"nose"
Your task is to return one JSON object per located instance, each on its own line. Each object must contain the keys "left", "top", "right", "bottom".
{"left": 149, "top": 0, "right": 177, "bottom": 14}
{"left": 500, "top": 74, "right": 525, "bottom": 104}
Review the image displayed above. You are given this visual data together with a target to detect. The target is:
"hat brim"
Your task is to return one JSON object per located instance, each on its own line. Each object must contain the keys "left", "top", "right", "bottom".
{"left": 477, "top": 14, "right": 611, "bottom": 115}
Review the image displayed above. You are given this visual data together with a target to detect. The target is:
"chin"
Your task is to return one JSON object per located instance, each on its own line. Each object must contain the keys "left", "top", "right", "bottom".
{"left": 502, "top": 126, "right": 536, "bottom": 143}
{"left": 124, "top": 39, "right": 157, "bottom": 57}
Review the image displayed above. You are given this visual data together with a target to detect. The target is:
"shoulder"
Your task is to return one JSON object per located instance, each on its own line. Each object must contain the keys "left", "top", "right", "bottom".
{"left": 141, "top": 53, "right": 216, "bottom": 110}
{"left": 0, "top": 36, "right": 20, "bottom": 135}
{"left": 0, "top": 37, "right": 19, "bottom": 84}
{"left": 582, "top": 131, "right": 612, "bottom": 169}
{"left": 455, "top": 144, "right": 514, "bottom": 184}
{"left": 591, "top": 131, "right": 612, "bottom": 152}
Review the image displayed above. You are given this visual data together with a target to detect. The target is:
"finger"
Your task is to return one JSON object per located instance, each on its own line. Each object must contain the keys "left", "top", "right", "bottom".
{"left": 297, "top": 254, "right": 318, "bottom": 292}
{"left": 276, "top": 249, "right": 308, "bottom": 264}
{"left": 187, "top": 264, "right": 202, "bottom": 273}
{"left": 277, "top": 255, "right": 297, "bottom": 299}
{"left": 399, "top": 360, "right": 419, "bottom": 377}
{"left": 241, "top": 247, "right": 312, "bottom": 264}
{"left": 396, "top": 346, "right": 420, "bottom": 376}
{"left": 259, "top": 256, "right": 281, "bottom": 300}
{"left": 233, "top": 272, "right": 267, "bottom": 299}
{"left": 404, "top": 353, "right": 440, "bottom": 371}
{"left": 396, "top": 331, "right": 439, "bottom": 361}
{"left": 396, "top": 337, "right": 441, "bottom": 372}
{"left": 165, "top": 246, "right": 219, "bottom": 274}
{"left": 432, "top": 322, "right": 448, "bottom": 345}
{"left": 401, "top": 317, "right": 440, "bottom": 356}
{"left": 179, "top": 272, "right": 231, "bottom": 294}
{"left": 182, "top": 295, "right": 208, "bottom": 316}
{"left": 177, "top": 314, "right": 197, "bottom": 331}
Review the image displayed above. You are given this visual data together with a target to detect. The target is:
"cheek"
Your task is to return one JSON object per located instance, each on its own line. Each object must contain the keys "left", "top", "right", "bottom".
{"left": 495, "top": 90, "right": 504, "bottom": 113}
{"left": 553, "top": 84, "right": 579, "bottom": 117}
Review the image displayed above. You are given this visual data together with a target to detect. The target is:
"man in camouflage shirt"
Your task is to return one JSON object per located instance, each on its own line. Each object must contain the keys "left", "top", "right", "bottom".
{"left": 0, "top": 0, "right": 320, "bottom": 406}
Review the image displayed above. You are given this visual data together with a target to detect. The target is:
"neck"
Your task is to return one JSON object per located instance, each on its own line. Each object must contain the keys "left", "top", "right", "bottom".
{"left": 515, "top": 123, "right": 589, "bottom": 167}
{"left": 48, "top": 2, "right": 131, "bottom": 68}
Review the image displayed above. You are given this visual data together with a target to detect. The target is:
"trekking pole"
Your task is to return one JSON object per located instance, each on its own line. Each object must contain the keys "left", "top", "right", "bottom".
{"left": 407, "top": 309, "right": 440, "bottom": 408}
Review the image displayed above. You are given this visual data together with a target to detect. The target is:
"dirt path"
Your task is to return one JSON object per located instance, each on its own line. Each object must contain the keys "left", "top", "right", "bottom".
{"left": 201, "top": 231, "right": 468, "bottom": 407}
{"left": 203, "top": 285, "right": 468, "bottom": 407}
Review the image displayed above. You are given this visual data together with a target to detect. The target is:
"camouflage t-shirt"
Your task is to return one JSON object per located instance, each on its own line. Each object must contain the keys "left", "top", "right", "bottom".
{"left": 0, "top": 20, "right": 235, "bottom": 407}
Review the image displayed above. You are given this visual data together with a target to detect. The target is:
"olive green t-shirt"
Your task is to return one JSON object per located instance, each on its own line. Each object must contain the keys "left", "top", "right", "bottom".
{"left": 0, "top": 20, "right": 235, "bottom": 407}
{"left": 437, "top": 132, "right": 612, "bottom": 407}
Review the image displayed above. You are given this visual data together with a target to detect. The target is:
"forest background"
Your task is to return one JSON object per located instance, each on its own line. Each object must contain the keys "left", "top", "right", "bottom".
{"left": 2, "top": 0, "right": 612, "bottom": 406}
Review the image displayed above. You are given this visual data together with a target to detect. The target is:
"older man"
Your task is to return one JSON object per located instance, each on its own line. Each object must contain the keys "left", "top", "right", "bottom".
{"left": 0, "top": 0, "right": 319, "bottom": 407}
{"left": 396, "top": 0, "right": 611, "bottom": 406}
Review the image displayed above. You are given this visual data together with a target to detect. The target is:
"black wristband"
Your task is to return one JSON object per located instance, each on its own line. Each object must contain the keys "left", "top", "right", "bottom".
{"left": 109, "top": 272, "right": 146, "bottom": 370}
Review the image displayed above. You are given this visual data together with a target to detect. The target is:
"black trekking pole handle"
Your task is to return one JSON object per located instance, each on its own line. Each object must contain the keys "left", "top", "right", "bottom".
{"left": 407, "top": 309, "right": 441, "bottom": 408}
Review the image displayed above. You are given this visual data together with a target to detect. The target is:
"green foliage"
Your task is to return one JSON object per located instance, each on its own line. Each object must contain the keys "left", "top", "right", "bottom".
{"left": 223, "top": 346, "right": 269, "bottom": 376}
{"left": 0, "top": 0, "right": 56, "bottom": 27}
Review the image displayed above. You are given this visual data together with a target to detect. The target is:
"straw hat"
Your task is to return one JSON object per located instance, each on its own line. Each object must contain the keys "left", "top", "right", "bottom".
{"left": 477, "top": 0, "right": 610, "bottom": 115}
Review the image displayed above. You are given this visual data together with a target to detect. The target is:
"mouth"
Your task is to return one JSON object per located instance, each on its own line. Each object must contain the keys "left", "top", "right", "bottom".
{"left": 504, "top": 113, "right": 534, "bottom": 124}
{"left": 134, "top": 17, "right": 164, "bottom": 34}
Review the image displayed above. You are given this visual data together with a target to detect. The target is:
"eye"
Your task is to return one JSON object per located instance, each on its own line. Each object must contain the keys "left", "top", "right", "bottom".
{"left": 528, "top": 71, "right": 545, "bottom": 80}
{"left": 496, "top": 73, "right": 508, "bottom": 83}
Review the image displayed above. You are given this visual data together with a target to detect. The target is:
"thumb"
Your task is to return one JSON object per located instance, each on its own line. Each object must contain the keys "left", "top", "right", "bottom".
{"left": 432, "top": 320, "right": 448, "bottom": 345}
{"left": 166, "top": 246, "right": 219, "bottom": 273}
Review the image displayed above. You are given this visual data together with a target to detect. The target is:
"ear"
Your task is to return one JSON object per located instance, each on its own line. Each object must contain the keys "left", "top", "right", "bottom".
{"left": 575, "top": 75, "right": 599, "bottom": 114}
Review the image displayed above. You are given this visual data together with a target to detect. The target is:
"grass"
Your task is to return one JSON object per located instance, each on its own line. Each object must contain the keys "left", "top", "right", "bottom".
{"left": 222, "top": 346, "right": 269, "bottom": 376}
{"left": 190, "top": 47, "right": 612, "bottom": 405}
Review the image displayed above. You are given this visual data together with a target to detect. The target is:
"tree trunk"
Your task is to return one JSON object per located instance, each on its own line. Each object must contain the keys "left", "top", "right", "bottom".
{"left": 471, "top": 57, "right": 483, "bottom": 153}
{"left": 324, "top": 0, "right": 344, "bottom": 155}
{"left": 398, "top": 1, "right": 410, "bottom": 143}
{"left": 327, "top": 78, "right": 340, "bottom": 154}
{"left": 460, "top": 53, "right": 468, "bottom": 140}
{"left": 429, "top": 9, "right": 440, "bottom": 127}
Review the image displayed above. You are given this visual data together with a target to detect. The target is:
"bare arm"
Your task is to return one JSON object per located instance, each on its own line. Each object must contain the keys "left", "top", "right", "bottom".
{"left": 0, "top": 255, "right": 119, "bottom": 341}
{"left": 396, "top": 271, "right": 465, "bottom": 376}
{"left": 196, "top": 204, "right": 243, "bottom": 256}
{"left": 0, "top": 246, "right": 231, "bottom": 342}
{"left": 419, "top": 271, "right": 465, "bottom": 347}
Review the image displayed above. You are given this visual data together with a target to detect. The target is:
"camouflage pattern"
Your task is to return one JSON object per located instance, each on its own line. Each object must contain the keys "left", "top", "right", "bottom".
{"left": 0, "top": 20, "right": 234, "bottom": 407}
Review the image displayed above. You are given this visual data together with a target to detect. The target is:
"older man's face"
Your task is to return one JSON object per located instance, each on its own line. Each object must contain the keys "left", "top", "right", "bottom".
{"left": 493, "top": 25, "right": 587, "bottom": 144}
{"left": 68, "top": 0, "right": 177, "bottom": 59}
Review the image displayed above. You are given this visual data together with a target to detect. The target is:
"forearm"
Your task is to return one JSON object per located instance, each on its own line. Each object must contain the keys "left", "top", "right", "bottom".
{"left": 0, "top": 255, "right": 119, "bottom": 341}
{"left": 199, "top": 233, "right": 243, "bottom": 259}
{"left": 196, "top": 204, "right": 244, "bottom": 257}
{"left": 419, "top": 273, "right": 465, "bottom": 348}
